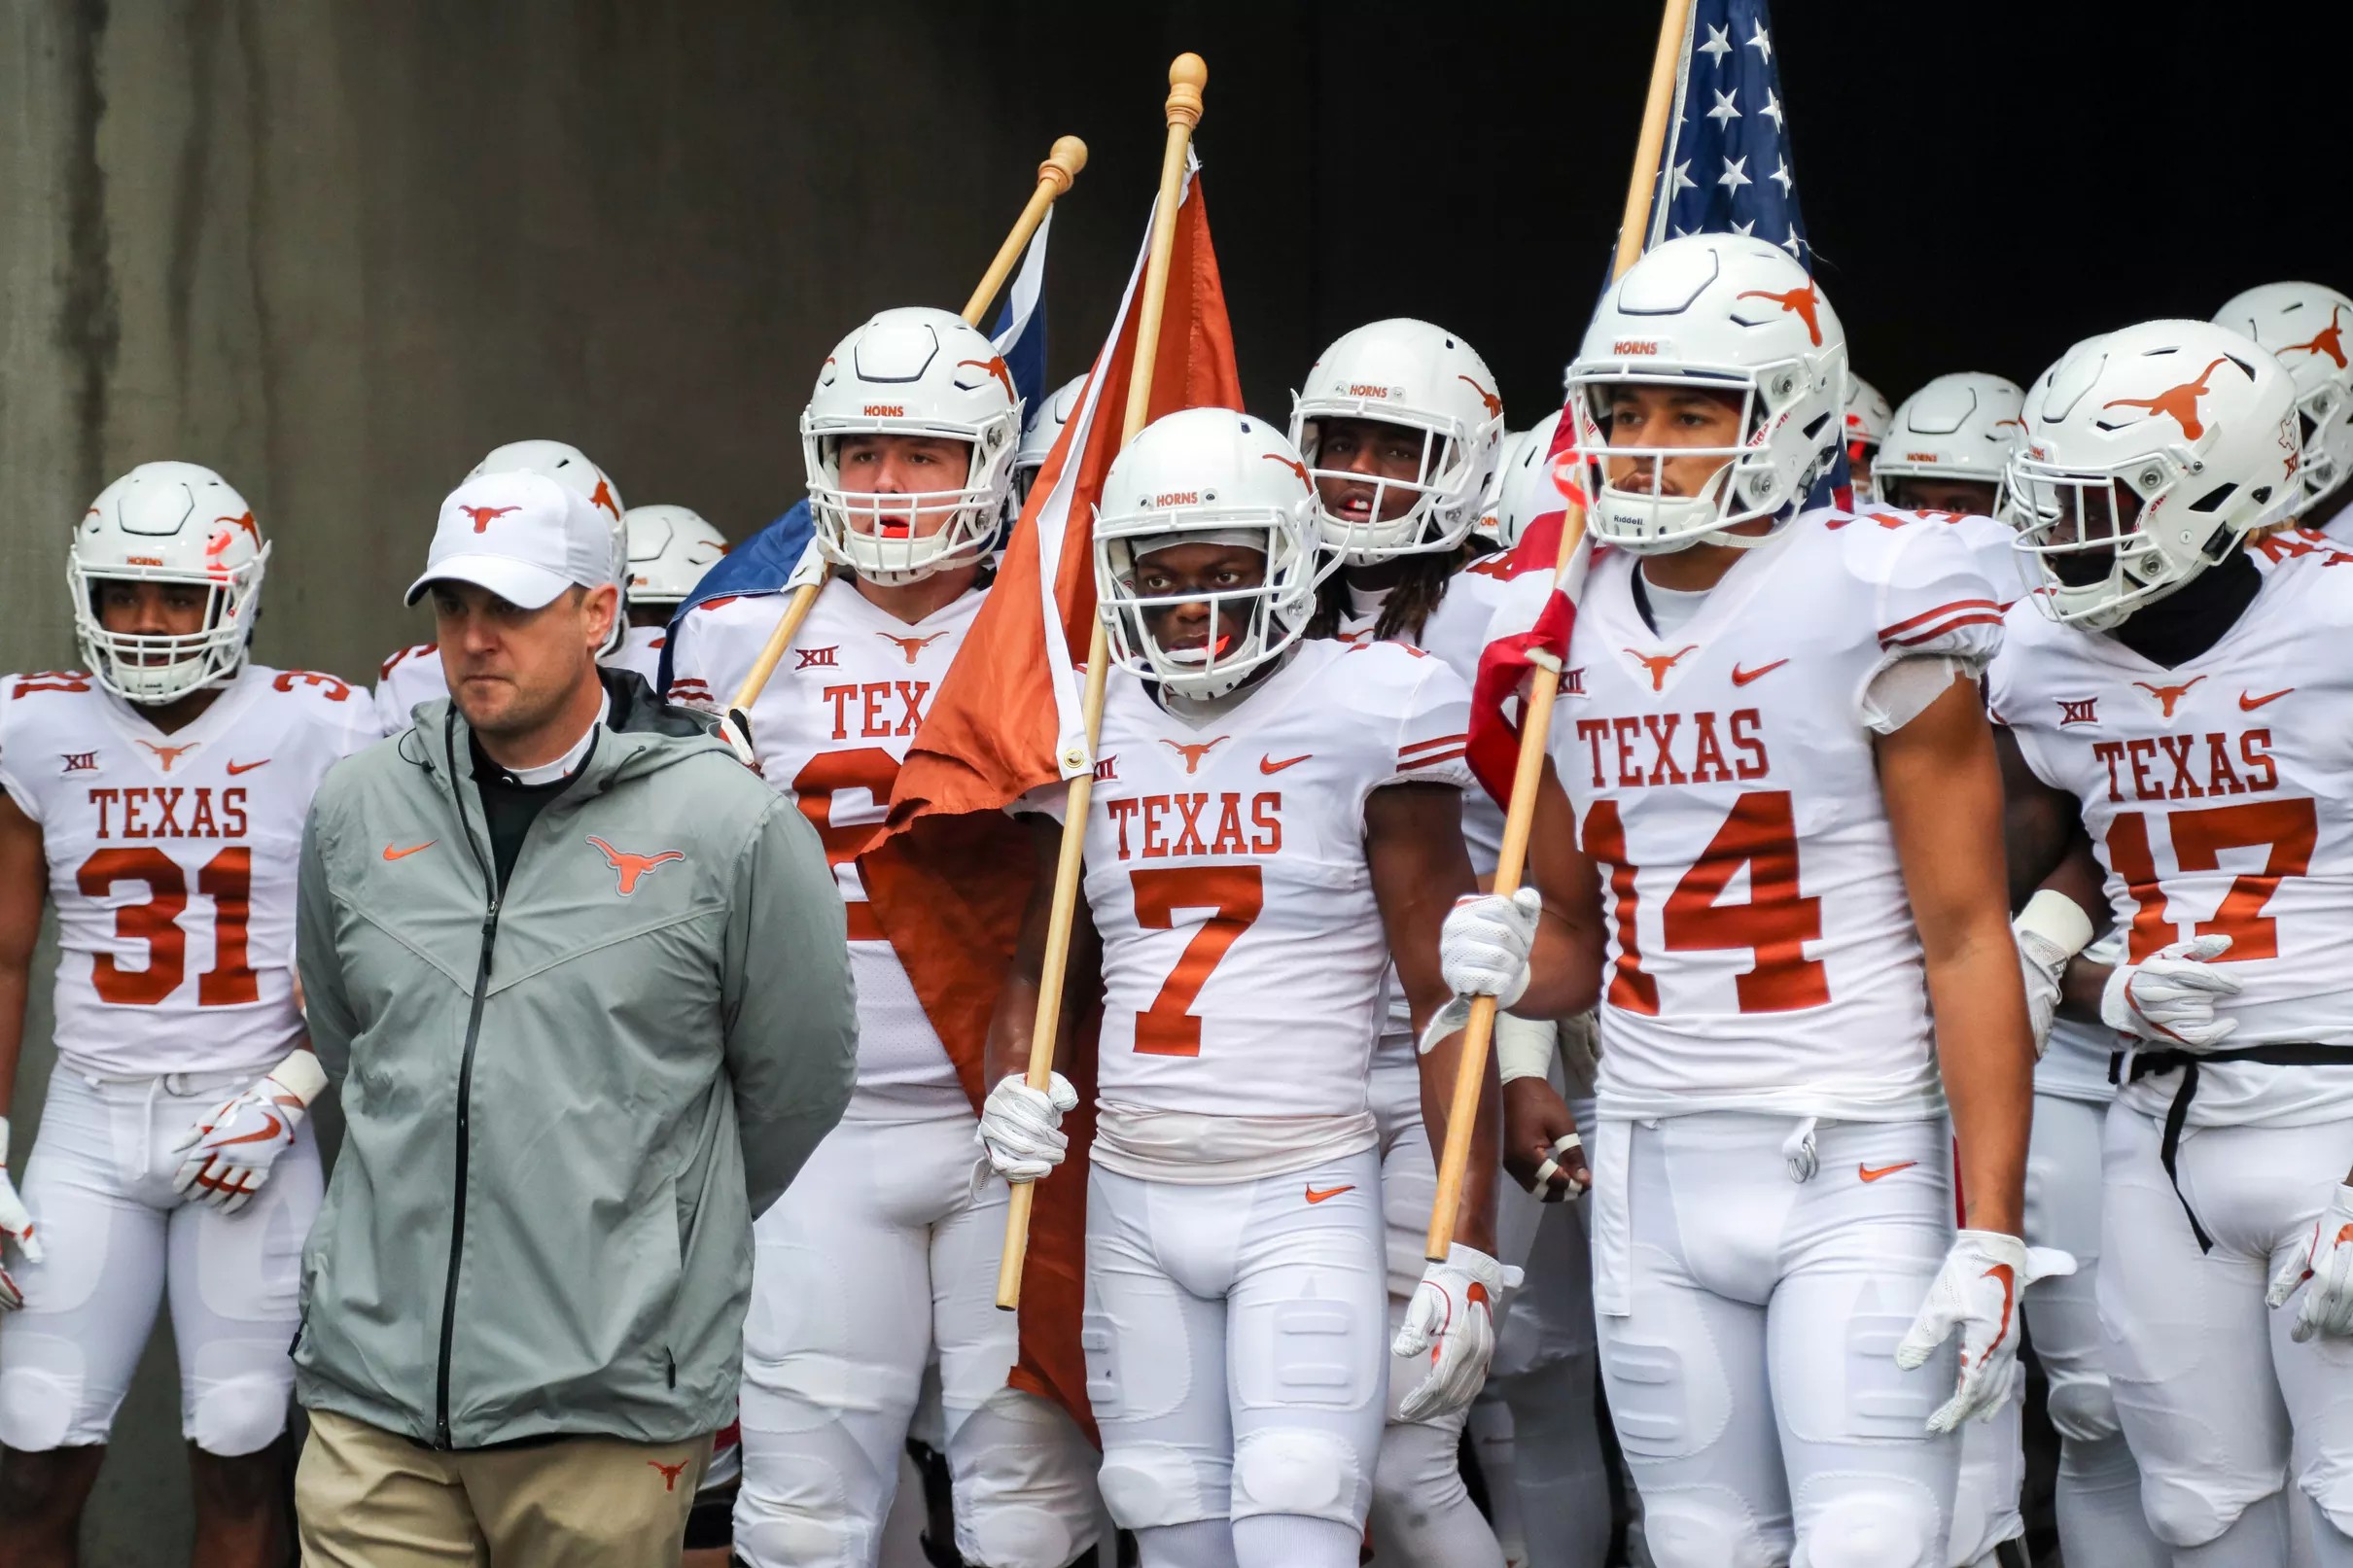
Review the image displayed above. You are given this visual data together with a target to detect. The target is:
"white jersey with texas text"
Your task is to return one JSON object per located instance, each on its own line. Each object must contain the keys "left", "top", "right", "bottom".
{"left": 1551, "top": 510, "right": 2006, "bottom": 1121}
{"left": 372, "top": 625, "right": 667, "bottom": 738}
{"left": 668, "top": 579, "right": 983, "bottom": 1117}
{"left": 1047, "top": 639, "right": 1472, "bottom": 1148}
{"left": 1989, "top": 528, "right": 2353, "bottom": 1128}
{"left": 0, "top": 664, "right": 377, "bottom": 1079}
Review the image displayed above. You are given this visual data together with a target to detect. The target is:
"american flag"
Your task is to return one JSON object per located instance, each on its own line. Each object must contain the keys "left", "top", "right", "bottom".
{"left": 1646, "top": 0, "right": 1811, "bottom": 261}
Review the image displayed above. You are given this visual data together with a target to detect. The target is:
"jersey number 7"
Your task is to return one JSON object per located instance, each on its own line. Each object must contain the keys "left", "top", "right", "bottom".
{"left": 1129, "top": 866, "right": 1264, "bottom": 1057}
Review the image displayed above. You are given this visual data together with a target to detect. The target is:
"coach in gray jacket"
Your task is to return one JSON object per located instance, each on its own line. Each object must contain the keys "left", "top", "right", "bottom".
{"left": 290, "top": 471, "right": 856, "bottom": 1567}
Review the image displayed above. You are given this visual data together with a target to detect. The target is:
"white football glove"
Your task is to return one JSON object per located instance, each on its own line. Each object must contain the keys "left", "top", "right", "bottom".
{"left": 1896, "top": 1230, "right": 2076, "bottom": 1432}
{"left": 171, "top": 1051, "right": 329, "bottom": 1215}
{"left": 976, "top": 1071, "right": 1077, "bottom": 1184}
{"left": 2267, "top": 1183, "right": 2353, "bottom": 1343}
{"left": 2012, "top": 889, "right": 2094, "bottom": 1059}
{"left": 1392, "top": 1243, "right": 1524, "bottom": 1422}
{"left": 1440, "top": 889, "right": 1541, "bottom": 1008}
{"left": 2101, "top": 934, "right": 2242, "bottom": 1050}
{"left": 0, "top": 1116, "right": 41, "bottom": 1313}
{"left": 720, "top": 707, "right": 760, "bottom": 774}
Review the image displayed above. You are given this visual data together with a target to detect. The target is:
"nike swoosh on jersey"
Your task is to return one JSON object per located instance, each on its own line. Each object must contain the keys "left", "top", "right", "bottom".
{"left": 1260, "top": 753, "right": 1313, "bottom": 775}
{"left": 2240, "top": 688, "right": 2294, "bottom": 711}
{"left": 226, "top": 758, "right": 270, "bottom": 775}
{"left": 382, "top": 841, "right": 437, "bottom": 861}
{"left": 1731, "top": 659, "right": 1791, "bottom": 687}
{"left": 1304, "top": 1183, "right": 1355, "bottom": 1204}
{"left": 1858, "top": 1161, "right": 1917, "bottom": 1183}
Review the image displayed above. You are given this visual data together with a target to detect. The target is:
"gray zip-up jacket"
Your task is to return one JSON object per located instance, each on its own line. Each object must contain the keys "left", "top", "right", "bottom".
{"left": 292, "top": 672, "right": 856, "bottom": 1449}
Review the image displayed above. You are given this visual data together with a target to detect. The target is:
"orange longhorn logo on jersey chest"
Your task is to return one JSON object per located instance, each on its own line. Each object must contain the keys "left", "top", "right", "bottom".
{"left": 876, "top": 631, "right": 950, "bottom": 666}
{"left": 137, "top": 740, "right": 196, "bottom": 772}
{"left": 1159, "top": 736, "right": 1230, "bottom": 775}
{"left": 1624, "top": 645, "right": 1700, "bottom": 692}
{"left": 2132, "top": 675, "right": 2205, "bottom": 718}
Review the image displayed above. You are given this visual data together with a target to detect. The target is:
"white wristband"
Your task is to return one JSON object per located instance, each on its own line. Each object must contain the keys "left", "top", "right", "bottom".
{"left": 1495, "top": 1011, "right": 1559, "bottom": 1085}
{"left": 2015, "top": 888, "right": 2095, "bottom": 959}
{"left": 267, "top": 1050, "right": 330, "bottom": 1109}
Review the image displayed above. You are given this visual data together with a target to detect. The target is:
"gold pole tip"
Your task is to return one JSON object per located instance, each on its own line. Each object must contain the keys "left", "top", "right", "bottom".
{"left": 1048, "top": 135, "right": 1088, "bottom": 178}
{"left": 1169, "top": 52, "right": 1208, "bottom": 91}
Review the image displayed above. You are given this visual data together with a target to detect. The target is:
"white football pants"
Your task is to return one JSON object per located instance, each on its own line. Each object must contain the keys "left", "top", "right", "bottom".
{"left": 2017, "top": 1091, "right": 2165, "bottom": 1568}
{"left": 1084, "top": 1151, "right": 1387, "bottom": 1568}
{"left": 1591, "top": 1111, "right": 1959, "bottom": 1568}
{"left": 734, "top": 1111, "right": 1101, "bottom": 1568}
{"left": 1368, "top": 1044, "right": 1511, "bottom": 1567}
{"left": 0, "top": 1067, "right": 317, "bottom": 1456}
{"left": 2098, "top": 1101, "right": 2353, "bottom": 1562}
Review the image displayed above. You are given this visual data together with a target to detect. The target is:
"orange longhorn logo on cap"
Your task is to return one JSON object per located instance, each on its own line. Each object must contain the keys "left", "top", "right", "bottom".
{"left": 2102, "top": 357, "right": 2232, "bottom": 441}
{"left": 1735, "top": 282, "right": 1824, "bottom": 346}
{"left": 2281, "top": 303, "right": 2349, "bottom": 371}
{"left": 1457, "top": 375, "right": 1503, "bottom": 419}
{"left": 958, "top": 356, "right": 1018, "bottom": 401}
{"left": 458, "top": 505, "right": 520, "bottom": 534}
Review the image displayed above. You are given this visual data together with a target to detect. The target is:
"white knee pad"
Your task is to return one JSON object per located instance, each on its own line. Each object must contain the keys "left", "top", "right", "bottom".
{"left": 185, "top": 1371, "right": 290, "bottom": 1457}
{"left": 2140, "top": 1472, "right": 2263, "bottom": 1550}
{"left": 1232, "top": 1427, "right": 1364, "bottom": 1526}
{"left": 2299, "top": 1459, "right": 2353, "bottom": 1541}
{"left": 2045, "top": 1373, "right": 2121, "bottom": 1446}
{"left": 0, "top": 1362, "right": 81, "bottom": 1452}
{"left": 1100, "top": 1442, "right": 1218, "bottom": 1532}
{"left": 1793, "top": 1489, "right": 1938, "bottom": 1568}
{"left": 1640, "top": 1491, "right": 1781, "bottom": 1568}
{"left": 731, "top": 1464, "right": 863, "bottom": 1568}
{"left": 952, "top": 1388, "right": 1099, "bottom": 1568}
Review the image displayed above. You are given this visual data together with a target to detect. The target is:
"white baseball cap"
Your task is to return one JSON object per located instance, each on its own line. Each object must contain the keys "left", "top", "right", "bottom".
{"left": 405, "top": 471, "right": 616, "bottom": 609}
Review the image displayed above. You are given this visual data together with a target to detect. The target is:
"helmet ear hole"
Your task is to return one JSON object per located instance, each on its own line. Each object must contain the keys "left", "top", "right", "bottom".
{"left": 2187, "top": 482, "right": 2238, "bottom": 513}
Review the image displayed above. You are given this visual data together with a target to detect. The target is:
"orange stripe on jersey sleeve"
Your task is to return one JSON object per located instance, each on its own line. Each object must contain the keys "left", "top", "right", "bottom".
{"left": 1878, "top": 599, "right": 2002, "bottom": 647}
{"left": 1398, "top": 732, "right": 1470, "bottom": 757}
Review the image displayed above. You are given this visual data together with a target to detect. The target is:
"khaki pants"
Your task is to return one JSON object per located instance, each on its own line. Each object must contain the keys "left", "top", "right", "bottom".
{"left": 296, "top": 1407, "right": 712, "bottom": 1567}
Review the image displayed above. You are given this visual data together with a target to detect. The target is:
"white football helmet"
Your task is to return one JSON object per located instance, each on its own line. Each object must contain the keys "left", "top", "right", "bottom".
{"left": 623, "top": 505, "right": 730, "bottom": 609}
{"left": 470, "top": 439, "right": 627, "bottom": 650}
{"left": 1564, "top": 233, "right": 1848, "bottom": 553}
{"left": 1478, "top": 428, "right": 1534, "bottom": 539}
{"left": 1844, "top": 374, "right": 1893, "bottom": 502}
{"left": 70, "top": 462, "right": 269, "bottom": 704}
{"left": 1872, "top": 373, "right": 2027, "bottom": 498}
{"left": 1290, "top": 319, "right": 1506, "bottom": 565}
{"left": 1095, "top": 407, "right": 1322, "bottom": 702}
{"left": 2009, "top": 320, "right": 2301, "bottom": 629}
{"left": 1492, "top": 411, "right": 1565, "bottom": 548}
{"left": 801, "top": 306, "right": 1021, "bottom": 585}
{"left": 1014, "top": 374, "right": 1087, "bottom": 505}
{"left": 2214, "top": 281, "right": 2353, "bottom": 518}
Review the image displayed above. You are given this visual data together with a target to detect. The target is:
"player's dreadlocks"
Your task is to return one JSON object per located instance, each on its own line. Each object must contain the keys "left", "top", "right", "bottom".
{"left": 1305, "top": 537, "right": 1492, "bottom": 645}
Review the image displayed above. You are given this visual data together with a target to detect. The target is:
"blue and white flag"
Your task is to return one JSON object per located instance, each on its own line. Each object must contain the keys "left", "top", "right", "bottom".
{"left": 660, "top": 215, "right": 1055, "bottom": 691}
{"left": 1647, "top": 0, "right": 1811, "bottom": 261}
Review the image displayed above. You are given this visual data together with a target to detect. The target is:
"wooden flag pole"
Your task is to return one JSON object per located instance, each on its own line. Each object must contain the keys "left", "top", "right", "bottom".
{"left": 1423, "top": 0, "right": 1694, "bottom": 1263}
{"left": 721, "top": 135, "right": 1090, "bottom": 724}
{"left": 998, "top": 54, "right": 1207, "bottom": 1311}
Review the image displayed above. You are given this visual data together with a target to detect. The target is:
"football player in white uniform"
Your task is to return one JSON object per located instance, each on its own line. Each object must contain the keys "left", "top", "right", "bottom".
{"left": 1992, "top": 320, "right": 2353, "bottom": 1564}
{"left": 1874, "top": 373, "right": 2027, "bottom": 522}
{"left": 669, "top": 307, "right": 1099, "bottom": 1568}
{"left": 1014, "top": 375, "right": 1089, "bottom": 508}
{"left": 1844, "top": 373, "right": 1894, "bottom": 505}
{"left": 1288, "top": 317, "right": 1527, "bottom": 1565}
{"left": 1436, "top": 235, "right": 2050, "bottom": 1568}
{"left": 374, "top": 439, "right": 632, "bottom": 735}
{"left": 983, "top": 407, "right": 1505, "bottom": 1568}
{"left": 0, "top": 464, "right": 375, "bottom": 1566}
{"left": 2215, "top": 282, "right": 2353, "bottom": 538}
